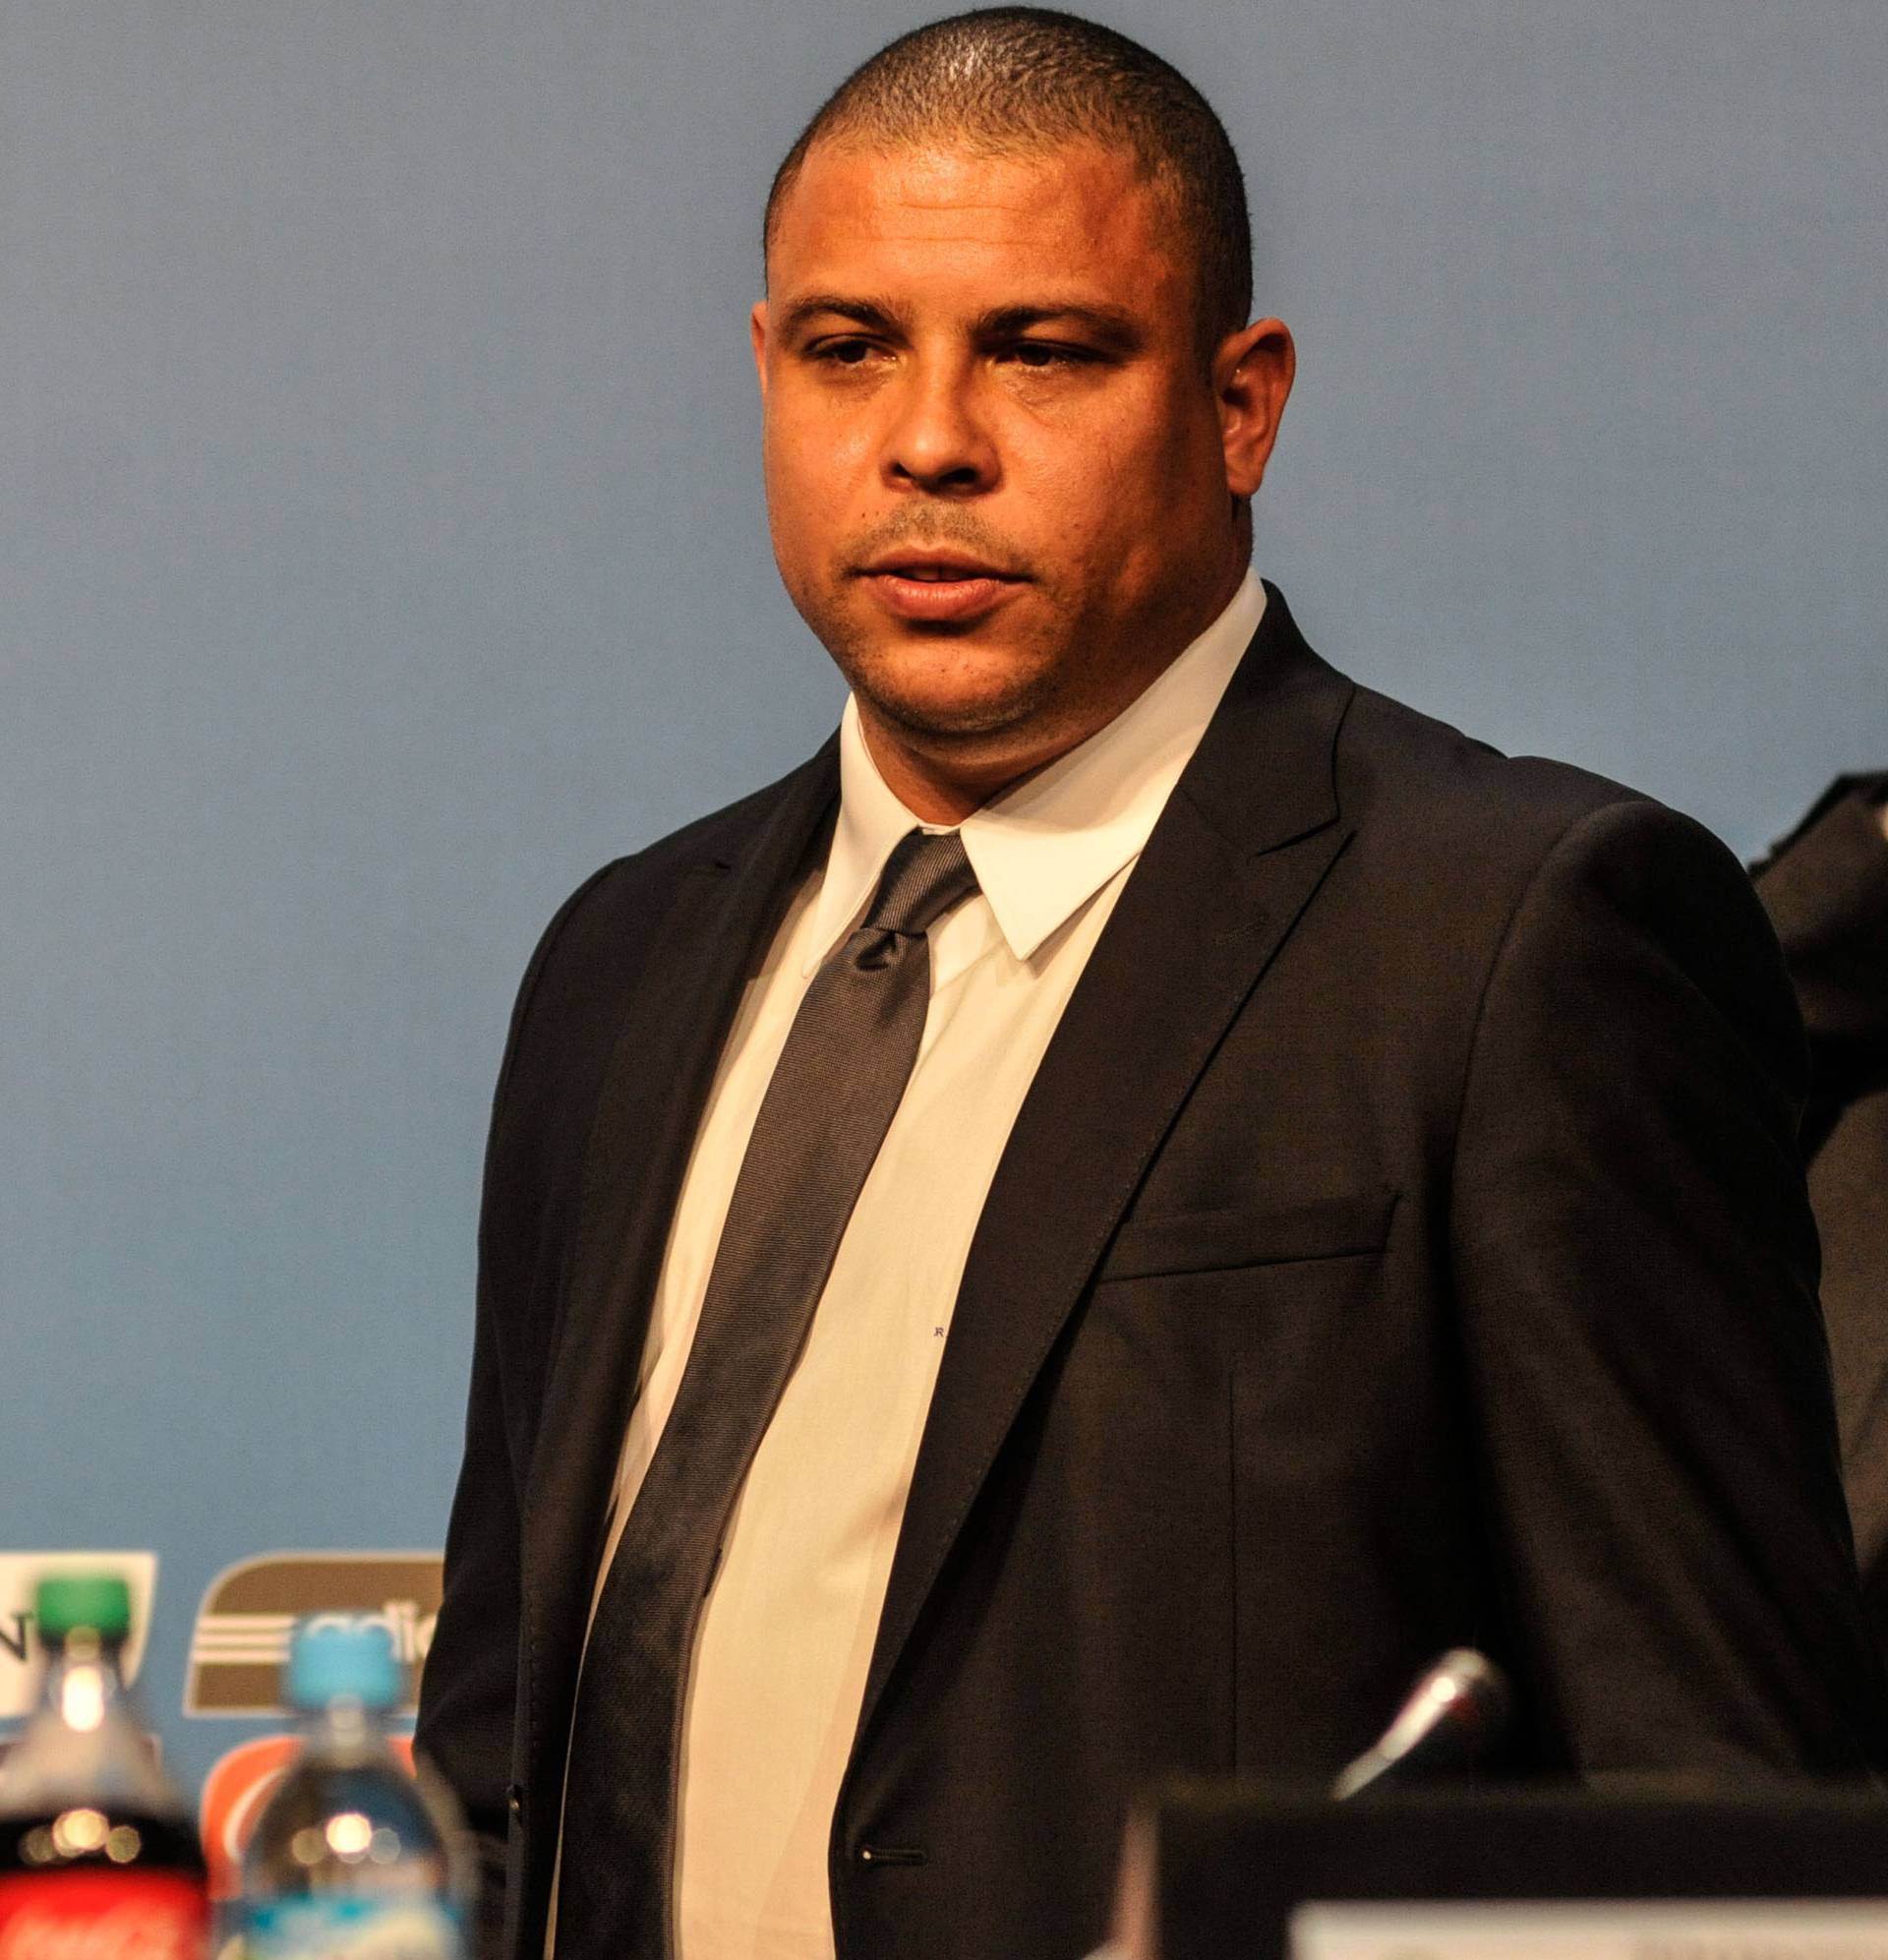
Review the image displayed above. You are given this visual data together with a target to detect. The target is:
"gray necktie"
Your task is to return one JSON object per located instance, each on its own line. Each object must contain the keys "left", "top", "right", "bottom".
{"left": 556, "top": 826, "right": 979, "bottom": 1960}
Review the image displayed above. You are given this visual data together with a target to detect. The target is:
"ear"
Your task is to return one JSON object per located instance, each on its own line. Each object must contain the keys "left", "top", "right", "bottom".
{"left": 750, "top": 299, "right": 770, "bottom": 400}
{"left": 1213, "top": 317, "right": 1295, "bottom": 500}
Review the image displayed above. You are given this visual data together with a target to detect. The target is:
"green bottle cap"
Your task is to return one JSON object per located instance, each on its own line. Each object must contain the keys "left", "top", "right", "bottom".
{"left": 36, "top": 1574, "right": 133, "bottom": 1642}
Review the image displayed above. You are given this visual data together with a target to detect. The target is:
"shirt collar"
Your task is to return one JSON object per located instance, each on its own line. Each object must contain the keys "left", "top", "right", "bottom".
{"left": 803, "top": 569, "right": 1267, "bottom": 973}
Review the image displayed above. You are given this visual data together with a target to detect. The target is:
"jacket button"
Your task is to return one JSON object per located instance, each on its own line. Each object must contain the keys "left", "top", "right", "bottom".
{"left": 506, "top": 1783, "right": 524, "bottom": 1821}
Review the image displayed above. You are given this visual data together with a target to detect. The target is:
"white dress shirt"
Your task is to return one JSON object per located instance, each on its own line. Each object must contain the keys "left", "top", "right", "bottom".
{"left": 553, "top": 571, "right": 1266, "bottom": 1960}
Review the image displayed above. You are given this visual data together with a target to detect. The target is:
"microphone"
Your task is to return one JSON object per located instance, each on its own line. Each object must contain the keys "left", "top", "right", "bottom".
{"left": 1330, "top": 1647, "right": 1512, "bottom": 1799}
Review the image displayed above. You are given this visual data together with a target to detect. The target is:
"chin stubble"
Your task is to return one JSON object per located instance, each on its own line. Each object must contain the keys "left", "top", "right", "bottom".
{"left": 814, "top": 606, "right": 1074, "bottom": 746}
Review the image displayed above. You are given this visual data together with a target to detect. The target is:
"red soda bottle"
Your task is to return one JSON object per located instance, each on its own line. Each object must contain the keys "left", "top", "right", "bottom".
{"left": 0, "top": 1574, "right": 207, "bottom": 1960}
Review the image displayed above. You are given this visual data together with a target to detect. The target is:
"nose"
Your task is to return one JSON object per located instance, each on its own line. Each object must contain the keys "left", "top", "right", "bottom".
{"left": 883, "top": 359, "right": 997, "bottom": 497}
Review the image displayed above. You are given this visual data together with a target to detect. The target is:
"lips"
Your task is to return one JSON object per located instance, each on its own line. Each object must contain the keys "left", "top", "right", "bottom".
{"left": 856, "top": 553, "right": 1026, "bottom": 624}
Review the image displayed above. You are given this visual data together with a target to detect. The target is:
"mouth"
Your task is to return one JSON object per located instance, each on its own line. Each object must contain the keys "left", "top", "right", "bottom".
{"left": 856, "top": 552, "right": 1027, "bottom": 624}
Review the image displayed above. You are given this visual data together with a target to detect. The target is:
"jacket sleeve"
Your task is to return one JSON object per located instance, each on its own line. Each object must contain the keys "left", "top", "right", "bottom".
{"left": 1752, "top": 773, "right": 1888, "bottom": 1158}
{"left": 1448, "top": 797, "right": 1888, "bottom": 1775}
{"left": 416, "top": 867, "right": 616, "bottom": 1960}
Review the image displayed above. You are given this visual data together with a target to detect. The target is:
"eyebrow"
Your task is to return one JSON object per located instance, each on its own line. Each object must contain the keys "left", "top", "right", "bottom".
{"left": 776, "top": 294, "right": 1144, "bottom": 352}
{"left": 776, "top": 294, "right": 906, "bottom": 340}
{"left": 974, "top": 304, "right": 1143, "bottom": 352}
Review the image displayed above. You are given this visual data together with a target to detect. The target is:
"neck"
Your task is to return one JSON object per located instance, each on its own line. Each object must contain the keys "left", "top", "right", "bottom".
{"left": 854, "top": 716, "right": 1036, "bottom": 824}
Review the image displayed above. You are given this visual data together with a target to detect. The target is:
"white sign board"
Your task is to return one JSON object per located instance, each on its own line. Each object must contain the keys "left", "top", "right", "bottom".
{"left": 1294, "top": 1900, "right": 1888, "bottom": 1960}
{"left": 0, "top": 1552, "right": 159, "bottom": 1718}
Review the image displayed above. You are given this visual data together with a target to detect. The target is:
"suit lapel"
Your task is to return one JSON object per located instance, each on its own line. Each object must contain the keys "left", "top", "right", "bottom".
{"left": 856, "top": 589, "right": 1357, "bottom": 1745}
{"left": 519, "top": 742, "right": 840, "bottom": 1787}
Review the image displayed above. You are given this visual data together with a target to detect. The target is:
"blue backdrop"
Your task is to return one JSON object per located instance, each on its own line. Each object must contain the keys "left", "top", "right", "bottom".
{"left": 3, "top": 0, "right": 1885, "bottom": 1806}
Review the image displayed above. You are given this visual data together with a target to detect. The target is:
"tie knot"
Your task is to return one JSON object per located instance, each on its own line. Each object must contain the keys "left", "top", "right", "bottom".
{"left": 864, "top": 829, "right": 979, "bottom": 937}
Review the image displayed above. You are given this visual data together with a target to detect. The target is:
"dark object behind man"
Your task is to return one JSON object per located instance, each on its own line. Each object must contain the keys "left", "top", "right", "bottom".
{"left": 1756, "top": 774, "right": 1888, "bottom": 1625}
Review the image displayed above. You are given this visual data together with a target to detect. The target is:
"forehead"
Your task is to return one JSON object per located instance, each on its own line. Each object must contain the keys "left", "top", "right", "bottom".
{"left": 767, "top": 139, "right": 1191, "bottom": 321}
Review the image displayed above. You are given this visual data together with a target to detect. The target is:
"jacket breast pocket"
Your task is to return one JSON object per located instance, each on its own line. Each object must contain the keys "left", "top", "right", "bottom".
{"left": 1095, "top": 1187, "right": 1398, "bottom": 1283}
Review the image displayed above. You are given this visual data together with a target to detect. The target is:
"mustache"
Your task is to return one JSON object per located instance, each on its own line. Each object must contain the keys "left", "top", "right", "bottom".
{"left": 842, "top": 507, "right": 1033, "bottom": 580}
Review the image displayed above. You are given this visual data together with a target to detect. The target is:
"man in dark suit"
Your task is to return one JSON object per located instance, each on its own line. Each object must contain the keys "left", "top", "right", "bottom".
{"left": 415, "top": 14, "right": 1888, "bottom": 1960}
{"left": 1755, "top": 775, "right": 1888, "bottom": 1625}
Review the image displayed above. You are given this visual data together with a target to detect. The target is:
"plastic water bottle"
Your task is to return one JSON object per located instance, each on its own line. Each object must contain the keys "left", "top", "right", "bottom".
{"left": 0, "top": 1572, "right": 208, "bottom": 1960}
{"left": 239, "top": 1621, "right": 467, "bottom": 1960}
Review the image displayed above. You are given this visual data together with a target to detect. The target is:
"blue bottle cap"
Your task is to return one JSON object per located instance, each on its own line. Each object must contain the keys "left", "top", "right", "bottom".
{"left": 285, "top": 1617, "right": 403, "bottom": 1712}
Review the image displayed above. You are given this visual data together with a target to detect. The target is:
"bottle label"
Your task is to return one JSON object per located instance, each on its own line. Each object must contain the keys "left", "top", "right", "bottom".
{"left": 241, "top": 1899, "right": 461, "bottom": 1960}
{"left": 0, "top": 1871, "right": 208, "bottom": 1960}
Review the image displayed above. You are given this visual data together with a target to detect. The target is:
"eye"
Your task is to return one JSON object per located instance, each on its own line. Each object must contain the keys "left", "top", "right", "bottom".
{"left": 810, "top": 336, "right": 881, "bottom": 367}
{"left": 1001, "top": 340, "right": 1092, "bottom": 371}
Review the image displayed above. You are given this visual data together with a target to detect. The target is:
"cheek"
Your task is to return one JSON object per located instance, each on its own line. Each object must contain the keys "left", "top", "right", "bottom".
{"left": 764, "top": 404, "right": 880, "bottom": 559}
{"left": 1023, "top": 377, "right": 1206, "bottom": 510}
{"left": 1011, "top": 414, "right": 1203, "bottom": 588}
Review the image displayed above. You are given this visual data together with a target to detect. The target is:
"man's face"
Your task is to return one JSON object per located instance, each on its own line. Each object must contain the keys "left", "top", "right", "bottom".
{"left": 753, "top": 137, "right": 1292, "bottom": 809}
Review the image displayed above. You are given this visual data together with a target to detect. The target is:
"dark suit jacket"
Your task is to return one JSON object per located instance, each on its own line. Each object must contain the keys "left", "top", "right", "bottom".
{"left": 417, "top": 591, "right": 1888, "bottom": 1960}
{"left": 1754, "top": 776, "right": 1888, "bottom": 1623}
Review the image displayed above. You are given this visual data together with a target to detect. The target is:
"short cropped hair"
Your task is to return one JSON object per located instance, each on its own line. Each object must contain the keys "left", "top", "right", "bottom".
{"left": 764, "top": 7, "right": 1253, "bottom": 354}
